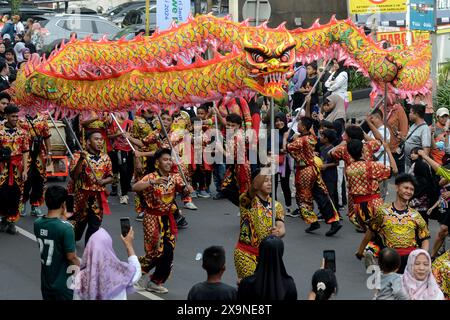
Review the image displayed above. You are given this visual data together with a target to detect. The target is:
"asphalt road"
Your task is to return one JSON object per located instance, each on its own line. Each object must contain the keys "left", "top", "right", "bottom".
{"left": 0, "top": 177, "right": 446, "bottom": 300}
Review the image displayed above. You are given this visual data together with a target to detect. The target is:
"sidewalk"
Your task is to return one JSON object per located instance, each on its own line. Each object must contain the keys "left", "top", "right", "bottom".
{"left": 347, "top": 98, "right": 371, "bottom": 121}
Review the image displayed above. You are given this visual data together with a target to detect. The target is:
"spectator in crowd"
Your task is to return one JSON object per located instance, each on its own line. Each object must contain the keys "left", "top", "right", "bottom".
{"left": 324, "top": 58, "right": 349, "bottom": 110}
{"left": 1, "top": 15, "right": 15, "bottom": 40}
{"left": 31, "top": 22, "right": 45, "bottom": 53}
{"left": 290, "top": 62, "right": 307, "bottom": 110}
{"left": 430, "top": 107, "right": 450, "bottom": 165}
{"left": 3, "top": 35, "right": 12, "bottom": 52}
{"left": 408, "top": 148, "right": 438, "bottom": 224}
{"left": 33, "top": 186, "right": 80, "bottom": 300}
{"left": 14, "top": 37, "right": 26, "bottom": 63}
{"left": 366, "top": 109, "right": 391, "bottom": 166}
{"left": 308, "top": 268, "right": 337, "bottom": 300}
{"left": 25, "top": 18, "right": 34, "bottom": 35}
{"left": 404, "top": 104, "right": 431, "bottom": 171}
{"left": 4, "top": 48, "right": 17, "bottom": 72}
{"left": 374, "top": 248, "right": 409, "bottom": 300}
{"left": 0, "top": 42, "right": 6, "bottom": 59}
{"left": 0, "top": 91, "right": 11, "bottom": 120}
{"left": 320, "top": 93, "right": 346, "bottom": 138}
{"left": 402, "top": 249, "right": 444, "bottom": 300}
{"left": 416, "top": 150, "right": 450, "bottom": 259}
{"left": 12, "top": 15, "right": 24, "bottom": 35}
{"left": 238, "top": 235, "right": 297, "bottom": 300}
{"left": 299, "top": 62, "right": 319, "bottom": 107}
{"left": 74, "top": 227, "right": 141, "bottom": 300}
{"left": 0, "top": 60, "right": 10, "bottom": 91}
{"left": 386, "top": 95, "right": 409, "bottom": 174}
{"left": 188, "top": 246, "right": 237, "bottom": 301}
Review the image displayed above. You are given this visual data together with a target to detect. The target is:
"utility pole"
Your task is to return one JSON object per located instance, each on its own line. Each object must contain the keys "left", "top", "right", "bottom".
{"left": 194, "top": 0, "right": 202, "bottom": 14}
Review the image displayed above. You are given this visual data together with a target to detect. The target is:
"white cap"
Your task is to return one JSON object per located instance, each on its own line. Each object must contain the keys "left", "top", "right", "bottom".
{"left": 436, "top": 107, "right": 449, "bottom": 118}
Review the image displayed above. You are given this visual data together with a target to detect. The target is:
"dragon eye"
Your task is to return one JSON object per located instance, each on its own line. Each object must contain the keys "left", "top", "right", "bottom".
{"left": 252, "top": 52, "right": 265, "bottom": 63}
{"left": 280, "top": 52, "right": 290, "bottom": 63}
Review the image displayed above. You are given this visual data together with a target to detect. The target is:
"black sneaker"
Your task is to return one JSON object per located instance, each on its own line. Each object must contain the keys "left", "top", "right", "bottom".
{"left": 176, "top": 216, "right": 188, "bottom": 229}
{"left": 6, "top": 222, "right": 17, "bottom": 235}
{"left": 0, "top": 219, "right": 7, "bottom": 232}
{"left": 286, "top": 209, "right": 300, "bottom": 218}
{"left": 325, "top": 222, "right": 342, "bottom": 237}
{"left": 305, "top": 221, "right": 321, "bottom": 233}
{"left": 110, "top": 185, "right": 118, "bottom": 196}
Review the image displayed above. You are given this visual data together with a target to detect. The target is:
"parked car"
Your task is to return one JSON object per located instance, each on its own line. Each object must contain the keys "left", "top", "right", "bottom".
{"left": 0, "top": 6, "right": 55, "bottom": 22}
{"left": 121, "top": 5, "right": 156, "bottom": 28}
{"left": 38, "top": 14, "right": 121, "bottom": 47}
{"left": 104, "top": 1, "right": 156, "bottom": 26}
{"left": 110, "top": 23, "right": 155, "bottom": 40}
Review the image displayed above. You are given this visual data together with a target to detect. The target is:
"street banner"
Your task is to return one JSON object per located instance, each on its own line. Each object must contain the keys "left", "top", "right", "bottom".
{"left": 410, "top": 0, "right": 436, "bottom": 31}
{"left": 156, "top": 0, "right": 191, "bottom": 30}
{"left": 377, "top": 30, "right": 430, "bottom": 46}
{"left": 349, "top": 0, "right": 407, "bottom": 14}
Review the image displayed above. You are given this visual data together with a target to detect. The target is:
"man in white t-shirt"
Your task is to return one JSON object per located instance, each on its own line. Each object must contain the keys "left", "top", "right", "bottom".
{"left": 367, "top": 109, "right": 391, "bottom": 166}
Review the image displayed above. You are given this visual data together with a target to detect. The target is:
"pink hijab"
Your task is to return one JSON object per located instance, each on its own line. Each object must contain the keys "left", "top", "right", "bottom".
{"left": 402, "top": 249, "right": 444, "bottom": 300}
{"left": 74, "top": 228, "right": 137, "bottom": 300}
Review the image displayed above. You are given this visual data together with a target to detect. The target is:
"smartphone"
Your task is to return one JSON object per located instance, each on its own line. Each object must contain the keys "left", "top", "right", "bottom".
{"left": 120, "top": 217, "right": 131, "bottom": 237}
{"left": 323, "top": 250, "right": 336, "bottom": 272}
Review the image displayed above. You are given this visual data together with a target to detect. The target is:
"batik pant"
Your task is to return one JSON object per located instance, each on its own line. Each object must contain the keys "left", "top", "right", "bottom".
{"left": 22, "top": 157, "right": 46, "bottom": 207}
{"left": 222, "top": 163, "right": 251, "bottom": 206}
{"left": 139, "top": 214, "right": 175, "bottom": 285}
{"left": 234, "top": 247, "right": 258, "bottom": 280}
{"left": 134, "top": 156, "right": 149, "bottom": 214}
{"left": 69, "top": 191, "right": 103, "bottom": 246}
{"left": 294, "top": 165, "right": 340, "bottom": 224}
{"left": 0, "top": 181, "right": 22, "bottom": 223}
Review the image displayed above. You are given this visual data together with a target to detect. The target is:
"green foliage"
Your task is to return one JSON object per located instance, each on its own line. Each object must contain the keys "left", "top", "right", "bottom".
{"left": 436, "top": 82, "right": 450, "bottom": 109}
{"left": 438, "top": 59, "right": 450, "bottom": 86}
{"left": 347, "top": 67, "right": 371, "bottom": 91}
{"left": 8, "top": 0, "right": 22, "bottom": 16}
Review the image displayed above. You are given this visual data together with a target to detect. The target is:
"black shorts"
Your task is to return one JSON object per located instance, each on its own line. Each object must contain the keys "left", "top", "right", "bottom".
{"left": 439, "top": 210, "right": 450, "bottom": 228}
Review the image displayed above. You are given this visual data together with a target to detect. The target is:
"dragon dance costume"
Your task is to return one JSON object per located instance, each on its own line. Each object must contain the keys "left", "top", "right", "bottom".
{"left": 287, "top": 133, "right": 339, "bottom": 224}
{"left": 234, "top": 192, "right": 284, "bottom": 279}
{"left": 21, "top": 113, "right": 51, "bottom": 209}
{"left": 138, "top": 171, "right": 188, "bottom": 285}
{"left": 68, "top": 151, "right": 112, "bottom": 245}
{"left": 432, "top": 250, "right": 450, "bottom": 299}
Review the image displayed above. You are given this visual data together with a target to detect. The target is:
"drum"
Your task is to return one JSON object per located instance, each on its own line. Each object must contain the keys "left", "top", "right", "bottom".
{"left": 47, "top": 120, "right": 67, "bottom": 156}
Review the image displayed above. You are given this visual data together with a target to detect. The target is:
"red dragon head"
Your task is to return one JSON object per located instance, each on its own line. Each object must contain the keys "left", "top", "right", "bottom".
{"left": 241, "top": 31, "right": 296, "bottom": 99}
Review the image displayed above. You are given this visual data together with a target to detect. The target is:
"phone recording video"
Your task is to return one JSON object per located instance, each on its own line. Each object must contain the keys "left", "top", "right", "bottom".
{"left": 120, "top": 217, "right": 131, "bottom": 237}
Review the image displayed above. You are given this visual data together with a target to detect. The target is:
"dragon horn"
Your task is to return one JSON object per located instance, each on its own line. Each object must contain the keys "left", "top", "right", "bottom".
{"left": 275, "top": 22, "right": 287, "bottom": 31}
{"left": 240, "top": 18, "right": 250, "bottom": 26}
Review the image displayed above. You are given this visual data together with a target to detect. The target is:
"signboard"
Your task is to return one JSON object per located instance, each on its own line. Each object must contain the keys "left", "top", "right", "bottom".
{"left": 349, "top": 0, "right": 407, "bottom": 14}
{"left": 410, "top": 0, "right": 436, "bottom": 31}
{"left": 377, "top": 30, "right": 430, "bottom": 46}
{"left": 156, "top": 0, "right": 191, "bottom": 31}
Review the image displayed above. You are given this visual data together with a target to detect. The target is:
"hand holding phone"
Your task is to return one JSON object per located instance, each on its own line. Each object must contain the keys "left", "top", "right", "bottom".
{"left": 120, "top": 217, "right": 131, "bottom": 237}
{"left": 323, "top": 250, "right": 336, "bottom": 272}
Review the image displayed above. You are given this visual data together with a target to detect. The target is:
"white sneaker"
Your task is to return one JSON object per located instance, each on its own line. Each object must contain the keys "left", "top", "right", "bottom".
{"left": 134, "top": 276, "right": 148, "bottom": 291}
{"left": 146, "top": 281, "right": 169, "bottom": 294}
{"left": 120, "top": 196, "right": 128, "bottom": 205}
{"left": 184, "top": 202, "right": 198, "bottom": 210}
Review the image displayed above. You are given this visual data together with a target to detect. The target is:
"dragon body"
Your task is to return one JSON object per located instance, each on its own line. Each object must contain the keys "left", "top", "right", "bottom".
{"left": 12, "top": 14, "right": 431, "bottom": 114}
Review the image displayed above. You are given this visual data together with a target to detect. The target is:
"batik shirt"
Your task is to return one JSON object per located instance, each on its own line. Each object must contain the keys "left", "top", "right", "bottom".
{"left": 69, "top": 152, "right": 112, "bottom": 192}
{"left": 238, "top": 192, "right": 284, "bottom": 249}
{"left": 287, "top": 134, "right": 316, "bottom": 167}
{"left": 21, "top": 113, "right": 51, "bottom": 159}
{"left": 331, "top": 140, "right": 381, "bottom": 166}
{"left": 132, "top": 116, "right": 157, "bottom": 152}
{"left": 140, "top": 172, "right": 186, "bottom": 214}
{"left": 346, "top": 160, "right": 391, "bottom": 196}
{"left": 369, "top": 204, "right": 430, "bottom": 249}
{"left": 0, "top": 125, "right": 30, "bottom": 186}
{"left": 432, "top": 250, "right": 450, "bottom": 299}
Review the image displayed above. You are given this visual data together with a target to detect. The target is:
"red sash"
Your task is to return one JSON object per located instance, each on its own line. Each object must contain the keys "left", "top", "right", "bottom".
{"left": 396, "top": 247, "right": 417, "bottom": 257}
{"left": 146, "top": 209, "right": 178, "bottom": 237}
{"left": 352, "top": 193, "right": 381, "bottom": 204}
{"left": 236, "top": 241, "right": 259, "bottom": 257}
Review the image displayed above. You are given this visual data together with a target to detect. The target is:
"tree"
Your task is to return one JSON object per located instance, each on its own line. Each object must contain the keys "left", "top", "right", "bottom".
{"left": 8, "top": 0, "right": 22, "bottom": 16}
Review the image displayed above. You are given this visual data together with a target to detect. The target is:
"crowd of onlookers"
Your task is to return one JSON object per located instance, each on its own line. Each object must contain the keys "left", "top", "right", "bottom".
{"left": 0, "top": 14, "right": 47, "bottom": 91}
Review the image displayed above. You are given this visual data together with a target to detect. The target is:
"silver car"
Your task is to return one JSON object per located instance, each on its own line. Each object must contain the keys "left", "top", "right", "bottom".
{"left": 39, "top": 14, "right": 121, "bottom": 46}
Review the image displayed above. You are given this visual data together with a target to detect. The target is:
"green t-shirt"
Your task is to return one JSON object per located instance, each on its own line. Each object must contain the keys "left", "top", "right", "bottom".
{"left": 33, "top": 217, "right": 76, "bottom": 300}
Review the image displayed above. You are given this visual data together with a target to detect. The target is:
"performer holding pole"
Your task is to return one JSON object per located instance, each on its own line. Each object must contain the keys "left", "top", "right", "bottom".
{"left": 110, "top": 113, "right": 136, "bottom": 152}
{"left": 68, "top": 128, "right": 113, "bottom": 245}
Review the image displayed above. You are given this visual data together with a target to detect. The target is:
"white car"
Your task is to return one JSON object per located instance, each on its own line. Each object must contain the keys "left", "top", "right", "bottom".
{"left": 39, "top": 14, "right": 121, "bottom": 47}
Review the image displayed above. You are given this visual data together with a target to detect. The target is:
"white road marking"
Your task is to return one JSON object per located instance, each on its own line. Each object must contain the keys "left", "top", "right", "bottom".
{"left": 16, "top": 226, "right": 37, "bottom": 242}
{"left": 16, "top": 225, "right": 163, "bottom": 300}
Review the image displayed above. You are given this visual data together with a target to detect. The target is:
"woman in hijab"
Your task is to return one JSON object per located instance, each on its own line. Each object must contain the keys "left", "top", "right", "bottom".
{"left": 402, "top": 249, "right": 444, "bottom": 300}
{"left": 268, "top": 112, "right": 293, "bottom": 214}
{"left": 13, "top": 40, "right": 25, "bottom": 63}
{"left": 321, "top": 93, "right": 346, "bottom": 138}
{"left": 237, "top": 235, "right": 297, "bottom": 300}
{"left": 409, "top": 147, "right": 438, "bottom": 224}
{"left": 324, "top": 59, "right": 349, "bottom": 109}
{"left": 73, "top": 227, "right": 141, "bottom": 300}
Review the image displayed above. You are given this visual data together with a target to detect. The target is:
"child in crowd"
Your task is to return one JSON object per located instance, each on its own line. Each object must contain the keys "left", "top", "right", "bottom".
{"left": 374, "top": 248, "right": 409, "bottom": 300}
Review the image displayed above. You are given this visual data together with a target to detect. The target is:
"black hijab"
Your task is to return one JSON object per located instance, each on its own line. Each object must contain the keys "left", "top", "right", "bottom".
{"left": 238, "top": 235, "right": 297, "bottom": 300}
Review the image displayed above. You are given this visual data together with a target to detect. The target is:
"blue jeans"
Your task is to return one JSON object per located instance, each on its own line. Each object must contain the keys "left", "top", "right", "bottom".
{"left": 213, "top": 163, "right": 225, "bottom": 193}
